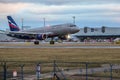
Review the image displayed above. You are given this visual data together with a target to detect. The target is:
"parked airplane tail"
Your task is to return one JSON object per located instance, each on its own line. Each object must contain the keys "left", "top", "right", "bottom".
{"left": 7, "top": 16, "right": 20, "bottom": 31}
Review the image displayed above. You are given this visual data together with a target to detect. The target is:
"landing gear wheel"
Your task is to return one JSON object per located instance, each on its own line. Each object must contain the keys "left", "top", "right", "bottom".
{"left": 50, "top": 40, "right": 55, "bottom": 44}
{"left": 34, "top": 41, "right": 39, "bottom": 45}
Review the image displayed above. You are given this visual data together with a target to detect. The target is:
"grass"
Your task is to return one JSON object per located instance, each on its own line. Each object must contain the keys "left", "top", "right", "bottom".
{"left": 0, "top": 48, "right": 120, "bottom": 63}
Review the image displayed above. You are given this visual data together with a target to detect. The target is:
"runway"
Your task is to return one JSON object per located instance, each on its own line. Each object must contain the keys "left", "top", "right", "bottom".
{"left": 0, "top": 42, "right": 120, "bottom": 48}
{"left": 0, "top": 45, "right": 120, "bottom": 48}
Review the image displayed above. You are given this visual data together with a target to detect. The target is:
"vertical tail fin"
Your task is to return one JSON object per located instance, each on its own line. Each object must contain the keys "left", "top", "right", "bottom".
{"left": 7, "top": 16, "right": 20, "bottom": 31}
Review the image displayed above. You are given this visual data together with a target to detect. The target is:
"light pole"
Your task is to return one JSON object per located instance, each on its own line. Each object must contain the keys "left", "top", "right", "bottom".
{"left": 21, "top": 18, "right": 24, "bottom": 30}
{"left": 73, "top": 16, "right": 75, "bottom": 24}
{"left": 43, "top": 18, "right": 46, "bottom": 33}
{"left": 43, "top": 18, "right": 46, "bottom": 27}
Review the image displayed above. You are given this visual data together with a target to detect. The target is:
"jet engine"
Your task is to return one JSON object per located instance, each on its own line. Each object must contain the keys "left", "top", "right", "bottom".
{"left": 36, "top": 34, "right": 47, "bottom": 40}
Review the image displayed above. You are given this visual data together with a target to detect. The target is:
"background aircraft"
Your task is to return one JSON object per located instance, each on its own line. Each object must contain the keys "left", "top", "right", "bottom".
{"left": 6, "top": 16, "right": 80, "bottom": 44}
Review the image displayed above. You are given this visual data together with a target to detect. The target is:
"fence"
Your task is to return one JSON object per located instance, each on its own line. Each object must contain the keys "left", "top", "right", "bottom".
{"left": 0, "top": 61, "right": 120, "bottom": 80}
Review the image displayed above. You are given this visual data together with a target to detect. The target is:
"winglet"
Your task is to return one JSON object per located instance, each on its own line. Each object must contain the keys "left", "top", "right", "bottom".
{"left": 7, "top": 16, "right": 20, "bottom": 31}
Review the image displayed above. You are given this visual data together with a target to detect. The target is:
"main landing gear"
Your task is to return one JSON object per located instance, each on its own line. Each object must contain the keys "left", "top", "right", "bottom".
{"left": 50, "top": 38, "right": 55, "bottom": 44}
{"left": 50, "top": 40, "right": 55, "bottom": 44}
{"left": 34, "top": 40, "right": 55, "bottom": 45}
{"left": 34, "top": 41, "right": 39, "bottom": 45}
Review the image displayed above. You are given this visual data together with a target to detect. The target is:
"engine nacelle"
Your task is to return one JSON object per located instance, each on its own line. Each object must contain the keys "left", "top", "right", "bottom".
{"left": 36, "top": 34, "right": 47, "bottom": 40}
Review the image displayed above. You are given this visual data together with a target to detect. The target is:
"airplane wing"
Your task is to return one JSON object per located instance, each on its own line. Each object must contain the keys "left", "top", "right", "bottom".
{"left": 7, "top": 31, "right": 55, "bottom": 40}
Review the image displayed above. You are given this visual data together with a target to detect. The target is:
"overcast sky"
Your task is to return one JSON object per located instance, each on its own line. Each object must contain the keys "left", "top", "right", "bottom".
{"left": 0, "top": 0, "right": 120, "bottom": 30}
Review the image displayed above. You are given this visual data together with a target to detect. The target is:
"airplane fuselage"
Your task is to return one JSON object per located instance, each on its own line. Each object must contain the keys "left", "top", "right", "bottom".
{"left": 23, "top": 23, "right": 79, "bottom": 35}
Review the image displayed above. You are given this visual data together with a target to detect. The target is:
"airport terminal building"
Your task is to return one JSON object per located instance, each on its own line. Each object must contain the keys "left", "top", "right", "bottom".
{"left": 74, "top": 26, "right": 120, "bottom": 42}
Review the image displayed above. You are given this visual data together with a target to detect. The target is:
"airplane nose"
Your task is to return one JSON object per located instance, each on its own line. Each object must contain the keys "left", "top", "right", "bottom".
{"left": 75, "top": 27, "right": 80, "bottom": 32}
{"left": 71, "top": 27, "right": 80, "bottom": 33}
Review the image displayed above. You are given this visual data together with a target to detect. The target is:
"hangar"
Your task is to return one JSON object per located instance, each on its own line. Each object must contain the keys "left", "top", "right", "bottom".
{"left": 74, "top": 26, "right": 120, "bottom": 42}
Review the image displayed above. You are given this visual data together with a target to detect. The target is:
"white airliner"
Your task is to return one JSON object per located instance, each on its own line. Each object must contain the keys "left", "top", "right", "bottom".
{"left": 7, "top": 16, "right": 80, "bottom": 44}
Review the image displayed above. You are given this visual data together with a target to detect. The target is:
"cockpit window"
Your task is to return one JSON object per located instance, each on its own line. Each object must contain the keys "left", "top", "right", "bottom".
{"left": 70, "top": 25, "right": 76, "bottom": 27}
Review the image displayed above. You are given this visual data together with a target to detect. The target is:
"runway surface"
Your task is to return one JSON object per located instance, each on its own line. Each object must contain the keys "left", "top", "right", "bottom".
{"left": 0, "top": 45, "right": 120, "bottom": 48}
{"left": 0, "top": 42, "right": 120, "bottom": 48}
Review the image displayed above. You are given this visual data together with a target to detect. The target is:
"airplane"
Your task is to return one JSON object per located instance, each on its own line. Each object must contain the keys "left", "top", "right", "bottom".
{"left": 6, "top": 16, "right": 80, "bottom": 44}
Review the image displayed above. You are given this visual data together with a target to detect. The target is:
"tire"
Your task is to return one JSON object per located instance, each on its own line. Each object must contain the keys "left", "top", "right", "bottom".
{"left": 34, "top": 41, "right": 39, "bottom": 45}
{"left": 50, "top": 41, "right": 55, "bottom": 44}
